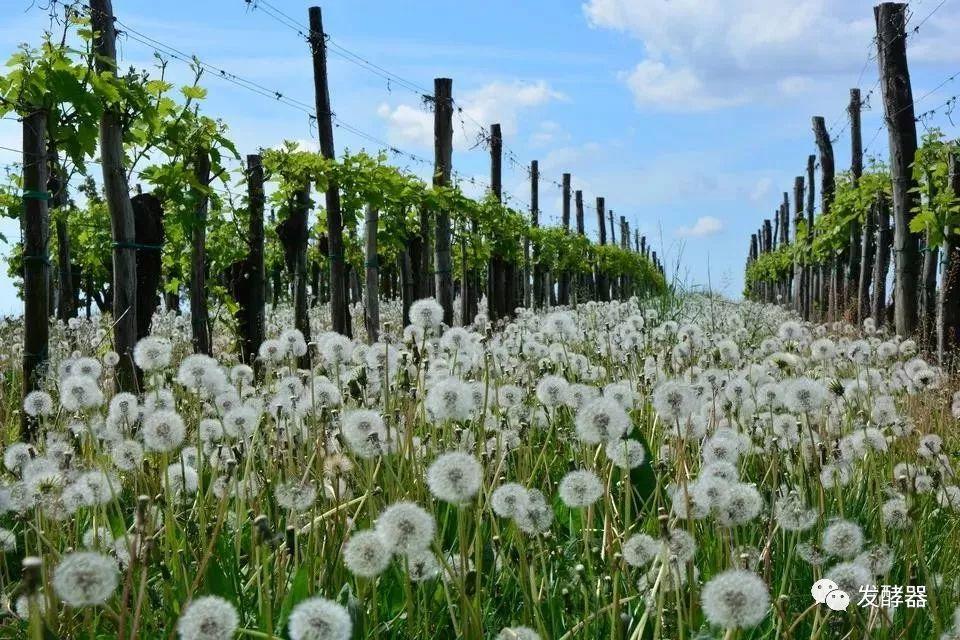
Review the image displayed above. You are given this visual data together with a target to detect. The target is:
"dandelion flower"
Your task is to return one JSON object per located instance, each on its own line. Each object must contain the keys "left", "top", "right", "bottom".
{"left": 23, "top": 391, "right": 54, "bottom": 417}
{"left": 558, "top": 469, "right": 604, "bottom": 508}
{"left": 134, "top": 336, "right": 172, "bottom": 371}
{"left": 700, "top": 569, "right": 770, "bottom": 629}
{"left": 623, "top": 533, "right": 660, "bottom": 567}
{"left": 288, "top": 597, "right": 352, "bottom": 640}
{"left": 52, "top": 551, "right": 119, "bottom": 607}
{"left": 575, "top": 397, "right": 631, "bottom": 444}
{"left": 822, "top": 520, "right": 864, "bottom": 559}
{"left": 491, "top": 483, "right": 528, "bottom": 518}
{"left": 177, "top": 596, "right": 239, "bottom": 640}
{"left": 342, "top": 530, "right": 392, "bottom": 578}
{"left": 426, "top": 452, "right": 483, "bottom": 504}
{"left": 496, "top": 627, "right": 541, "bottom": 640}
{"left": 141, "top": 410, "right": 186, "bottom": 452}
{"left": 409, "top": 298, "right": 444, "bottom": 329}
{"left": 375, "top": 501, "right": 436, "bottom": 554}
{"left": 605, "top": 438, "right": 646, "bottom": 469}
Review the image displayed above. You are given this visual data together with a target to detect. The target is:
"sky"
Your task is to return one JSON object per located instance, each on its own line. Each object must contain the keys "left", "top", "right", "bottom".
{"left": 2, "top": 0, "right": 960, "bottom": 314}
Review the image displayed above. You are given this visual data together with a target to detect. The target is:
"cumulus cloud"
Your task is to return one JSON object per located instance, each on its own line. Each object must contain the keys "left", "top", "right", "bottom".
{"left": 583, "top": 0, "right": 960, "bottom": 111}
{"left": 378, "top": 80, "right": 564, "bottom": 149}
{"left": 620, "top": 60, "right": 744, "bottom": 111}
{"left": 676, "top": 216, "right": 724, "bottom": 238}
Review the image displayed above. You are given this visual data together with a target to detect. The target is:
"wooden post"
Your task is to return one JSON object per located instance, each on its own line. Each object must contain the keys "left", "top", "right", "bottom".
{"left": 190, "top": 148, "right": 211, "bottom": 354}
{"left": 48, "top": 148, "right": 75, "bottom": 322}
{"left": 792, "top": 176, "right": 805, "bottom": 311}
{"left": 805, "top": 154, "right": 816, "bottom": 318}
{"left": 558, "top": 172, "right": 571, "bottom": 304}
{"left": 872, "top": 196, "right": 891, "bottom": 324}
{"left": 876, "top": 2, "right": 920, "bottom": 336}
{"left": 596, "top": 197, "right": 608, "bottom": 302}
{"left": 812, "top": 117, "right": 835, "bottom": 318}
{"left": 241, "top": 153, "right": 265, "bottom": 366}
{"left": 429, "top": 78, "right": 455, "bottom": 326}
{"left": 919, "top": 166, "right": 940, "bottom": 346}
{"left": 858, "top": 187, "right": 876, "bottom": 325}
{"left": 575, "top": 189, "right": 585, "bottom": 303}
{"left": 309, "top": 6, "right": 351, "bottom": 337}
{"left": 21, "top": 110, "right": 49, "bottom": 441}
{"left": 608, "top": 209, "right": 616, "bottom": 246}
{"left": 847, "top": 88, "right": 864, "bottom": 311}
{"left": 132, "top": 193, "right": 164, "bottom": 340}
{"left": 364, "top": 205, "right": 380, "bottom": 342}
{"left": 90, "top": 0, "right": 138, "bottom": 390}
{"left": 488, "top": 123, "right": 503, "bottom": 321}
{"left": 528, "top": 159, "right": 539, "bottom": 308}
{"left": 938, "top": 153, "right": 960, "bottom": 361}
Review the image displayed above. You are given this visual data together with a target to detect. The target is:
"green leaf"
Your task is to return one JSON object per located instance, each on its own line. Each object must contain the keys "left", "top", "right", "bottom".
{"left": 181, "top": 85, "right": 208, "bottom": 100}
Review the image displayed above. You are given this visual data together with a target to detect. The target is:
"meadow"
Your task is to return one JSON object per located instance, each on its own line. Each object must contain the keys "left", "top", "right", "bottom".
{"left": 0, "top": 294, "right": 957, "bottom": 639}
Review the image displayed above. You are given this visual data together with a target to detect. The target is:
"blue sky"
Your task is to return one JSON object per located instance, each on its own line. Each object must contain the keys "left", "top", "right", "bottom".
{"left": 2, "top": 0, "right": 960, "bottom": 314}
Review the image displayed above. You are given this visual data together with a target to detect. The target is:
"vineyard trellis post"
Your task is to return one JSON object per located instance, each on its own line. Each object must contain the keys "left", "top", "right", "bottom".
{"left": 805, "top": 154, "right": 816, "bottom": 319}
{"left": 792, "top": 175, "right": 805, "bottom": 313}
{"left": 91, "top": 0, "right": 139, "bottom": 391}
{"left": 239, "top": 153, "right": 265, "bottom": 369}
{"left": 848, "top": 88, "right": 864, "bottom": 320}
{"left": 364, "top": 205, "right": 380, "bottom": 342}
{"left": 431, "top": 78, "right": 455, "bottom": 326}
{"left": 873, "top": 195, "right": 892, "bottom": 325}
{"left": 920, "top": 164, "right": 940, "bottom": 346}
{"left": 858, "top": 188, "right": 876, "bottom": 325}
{"left": 596, "top": 196, "right": 608, "bottom": 302}
{"left": 875, "top": 1, "right": 920, "bottom": 337}
{"left": 558, "top": 172, "right": 571, "bottom": 304}
{"left": 527, "top": 159, "right": 538, "bottom": 308}
{"left": 49, "top": 145, "right": 75, "bottom": 322}
{"left": 813, "top": 116, "right": 835, "bottom": 320}
{"left": 309, "top": 6, "right": 351, "bottom": 337}
{"left": 190, "top": 147, "right": 211, "bottom": 354}
{"left": 575, "top": 189, "right": 586, "bottom": 302}
{"left": 938, "top": 152, "right": 960, "bottom": 362}
{"left": 21, "top": 109, "right": 50, "bottom": 442}
{"left": 488, "top": 122, "right": 504, "bottom": 321}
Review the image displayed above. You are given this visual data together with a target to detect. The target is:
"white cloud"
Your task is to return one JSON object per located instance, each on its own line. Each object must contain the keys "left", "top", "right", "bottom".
{"left": 583, "top": 0, "right": 960, "bottom": 111}
{"left": 378, "top": 80, "right": 564, "bottom": 149}
{"left": 749, "top": 177, "right": 774, "bottom": 203}
{"left": 676, "top": 216, "right": 724, "bottom": 238}
{"left": 620, "top": 60, "right": 743, "bottom": 111}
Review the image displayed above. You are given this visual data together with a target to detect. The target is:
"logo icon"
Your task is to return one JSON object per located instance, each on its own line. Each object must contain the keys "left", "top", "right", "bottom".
{"left": 811, "top": 578, "right": 838, "bottom": 604}
{"left": 811, "top": 578, "right": 851, "bottom": 611}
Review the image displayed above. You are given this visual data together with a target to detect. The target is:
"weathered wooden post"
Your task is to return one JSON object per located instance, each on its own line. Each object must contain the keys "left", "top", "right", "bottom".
{"left": 575, "top": 189, "right": 586, "bottom": 303}
{"left": 596, "top": 197, "right": 608, "bottom": 302}
{"left": 309, "top": 6, "right": 351, "bottom": 337}
{"left": 364, "top": 205, "right": 380, "bottom": 342}
{"left": 190, "top": 148, "right": 211, "bottom": 354}
{"left": 876, "top": 1, "right": 920, "bottom": 336}
{"left": 240, "top": 153, "right": 265, "bottom": 366}
{"left": 792, "top": 176, "right": 805, "bottom": 311}
{"left": 90, "top": 0, "right": 138, "bottom": 389}
{"left": 813, "top": 117, "right": 835, "bottom": 319}
{"left": 937, "top": 153, "right": 960, "bottom": 361}
{"left": 528, "top": 159, "right": 540, "bottom": 308}
{"left": 805, "top": 154, "right": 816, "bottom": 319}
{"left": 848, "top": 88, "right": 864, "bottom": 316}
{"left": 558, "top": 172, "right": 571, "bottom": 304}
{"left": 873, "top": 196, "right": 891, "bottom": 325}
{"left": 21, "top": 110, "right": 49, "bottom": 441}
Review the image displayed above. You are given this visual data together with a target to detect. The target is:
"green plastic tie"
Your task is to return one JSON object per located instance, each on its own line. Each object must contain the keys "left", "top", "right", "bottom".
{"left": 113, "top": 241, "right": 163, "bottom": 252}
